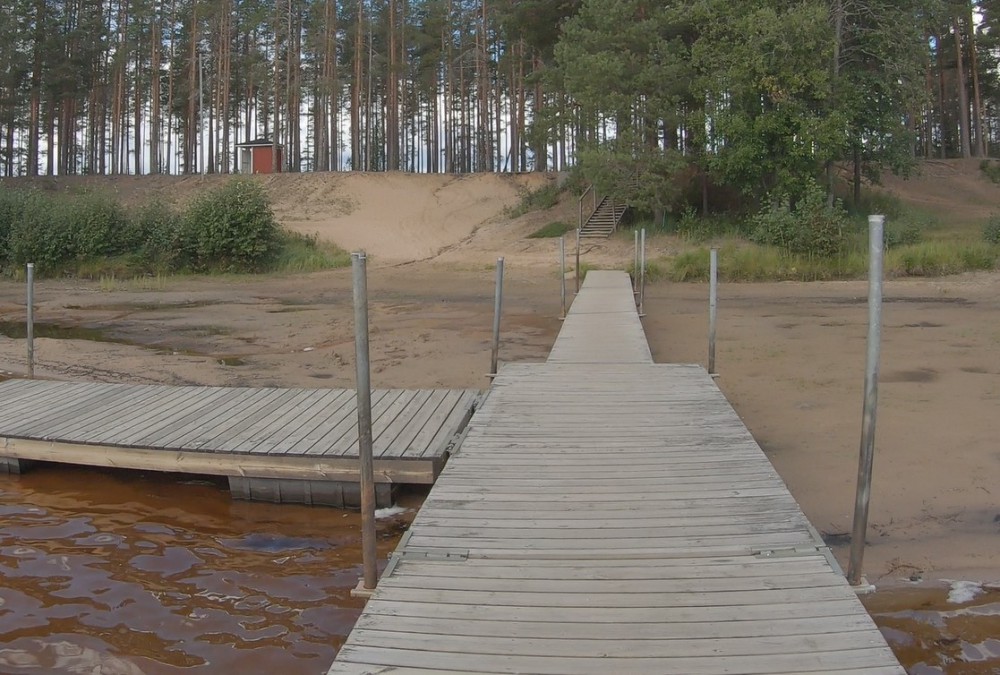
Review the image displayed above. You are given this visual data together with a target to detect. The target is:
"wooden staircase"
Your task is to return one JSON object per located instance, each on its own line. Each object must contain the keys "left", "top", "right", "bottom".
{"left": 579, "top": 187, "right": 629, "bottom": 239}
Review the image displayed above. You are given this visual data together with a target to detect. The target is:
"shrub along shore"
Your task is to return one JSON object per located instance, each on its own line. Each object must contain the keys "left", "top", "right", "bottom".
{"left": 0, "top": 179, "right": 348, "bottom": 278}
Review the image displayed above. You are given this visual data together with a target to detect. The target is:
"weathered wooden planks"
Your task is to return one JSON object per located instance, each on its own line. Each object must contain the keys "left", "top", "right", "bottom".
{"left": 547, "top": 270, "right": 652, "bottom": 364}
{"left": 0, "top": 381, "right": 481, "bottom": 497}
{"left": 331, "top": 271, "right": 902, "bottom": 674}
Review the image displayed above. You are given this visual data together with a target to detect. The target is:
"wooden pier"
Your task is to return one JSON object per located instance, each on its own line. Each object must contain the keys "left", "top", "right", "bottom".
{"left": 0, "top": 380, "right": 479, "bottom": 507}
{"left": 329, "top": 271, "right": 902, "bottom": 674}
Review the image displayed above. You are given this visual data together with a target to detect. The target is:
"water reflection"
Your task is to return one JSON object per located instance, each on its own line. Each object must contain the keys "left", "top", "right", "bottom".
{"left": 0, "top": 466, "right": 409, "bottom": 674}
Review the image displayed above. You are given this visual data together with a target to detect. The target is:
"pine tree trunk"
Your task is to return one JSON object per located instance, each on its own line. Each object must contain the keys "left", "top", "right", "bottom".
{"left": 967, "top": 3, "right": 985, "bottom": 157}
{"left": 351, "top": 0, "right": 362, "bottom": 170}
{"left": 150, "top": 15, "right": 161, "bottom": 174}
{"left": 187, "top": 5, "right": 198, "bottom": 173}
{"left": 953, "top": 16, "right": 971, "bottom": 159}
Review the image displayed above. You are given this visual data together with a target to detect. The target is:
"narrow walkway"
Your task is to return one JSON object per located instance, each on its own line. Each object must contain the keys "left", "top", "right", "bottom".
{"left": 330, "top": 271, "right": 902, "bottom": 674}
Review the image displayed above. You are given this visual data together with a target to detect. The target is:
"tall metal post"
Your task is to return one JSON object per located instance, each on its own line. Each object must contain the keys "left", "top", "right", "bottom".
{"left": 575, "top": 228, "right": 581, "bottom": 293}
{"left": 352, "top": 252, "right": 377, "bottom": 592}
{"left": 638, "top": 228, "right": 646, "bottom": 315}
{"left": 490, "top": 257, "right": 504, "bottom": 376}
{"left": 847, "top": 215, "right": 885, "bottom": 586}
{"left": 559, "top": 236, "right": 567, "bottom": 319}
{"left": 26, "top": 263, "right": 34, "bottom": 379}
{"left": 709, "top": 248, "right": 718, "bottom": 375}
{"left": 633, "top": 230, "right": 639, "bottom": 293}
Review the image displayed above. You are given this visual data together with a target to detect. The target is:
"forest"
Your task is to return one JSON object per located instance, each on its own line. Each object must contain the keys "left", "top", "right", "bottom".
{"left": 1, "top": 0, "right": 999, "bottom": 214}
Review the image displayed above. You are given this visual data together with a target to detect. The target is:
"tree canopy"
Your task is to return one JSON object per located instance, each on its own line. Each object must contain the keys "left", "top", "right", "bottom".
{"left": 0, "top": 0, "right": 994, "bottom": 211}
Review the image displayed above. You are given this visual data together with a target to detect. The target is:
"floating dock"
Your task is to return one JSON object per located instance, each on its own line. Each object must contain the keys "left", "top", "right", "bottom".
{"left": 0, "top": 381, "right": 479, "bottom": 507}
{"left": 328, "top": 271, "right": 902, "bottom": 674}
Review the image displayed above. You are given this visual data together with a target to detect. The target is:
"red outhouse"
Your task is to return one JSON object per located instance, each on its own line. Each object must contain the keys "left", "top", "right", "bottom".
{"left": 236, "top": 140, "right": 284, "bottom": 174}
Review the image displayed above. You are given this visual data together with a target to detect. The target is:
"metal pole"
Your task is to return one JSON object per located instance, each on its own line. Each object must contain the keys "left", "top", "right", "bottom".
{"left": 709, "top": 248, "right": 718, "bottom": 375}
{"left": 633, "top": 230, "right": 639, "bottom": 293}
{"left": 847, "top": 215, "right": 885, "bottom": 586}
{"left": 352, "top": 252, "right": 377, "bottom": 592}
{"left": 559, "top": 237, "right": 567, "bottom": 319}
{"left": 638, "top": 228, "right": 646, "bottom": 315}
{"left": 490, "top": 257, "right": 504, "bottom": 376}
{"left": 26, "top": 263, "right": 34, "bottom": 379}
{"left": 575, "top": 228, "right": 581, "bottom": 293}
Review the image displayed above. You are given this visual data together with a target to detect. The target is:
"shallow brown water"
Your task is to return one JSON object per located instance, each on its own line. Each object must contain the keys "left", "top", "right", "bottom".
{"left": 865, "top": 586, "right": 1000, "bottom": 674}
{"left": 2, "top": 467, "right": 997, "bottom": 675}
{"left": 0, "top": 466, "right": 414, "bottom": 674}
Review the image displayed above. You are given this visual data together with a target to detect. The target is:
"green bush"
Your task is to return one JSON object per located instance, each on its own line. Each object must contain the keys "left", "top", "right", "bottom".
{"left": 70, "top": 191, "right": 130, "bottom": 258}
{"left": 984, "top": 215, "right": 1000, "bottom": 245}
{"left": 507, "top": 183, "right": 561, "bottom": 218}
{"left": 182, "top": 179, "right": 280, "bottom": 272}
{"left": 980, "top": 160, "right": 1000, "bottom": 184}
{"left": 0, "top": 188, "right": 35, "bottom": 262}
{"left": 6, "top": 193, "right": 76, "bottom": 270}
{"left": 128, "top": 200, "right": 185, "bottom": 267}
{"left": 884, "top": 222, "right": 923, "bottom": 249}
{"left": 750, "top": 182, "right": 848, "bottom": 257}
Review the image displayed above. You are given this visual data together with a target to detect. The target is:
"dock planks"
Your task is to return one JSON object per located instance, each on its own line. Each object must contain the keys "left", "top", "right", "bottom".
{"left": 330, "top": 271, "right": 902, "bottom": 674}
{"left": 0, "top": 381, "right": 480, "bottom": 488}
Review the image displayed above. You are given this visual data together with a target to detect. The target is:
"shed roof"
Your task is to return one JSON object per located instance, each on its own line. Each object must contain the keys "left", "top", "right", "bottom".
{"left": 235, "top": 139, "right": 283, "bottom": 148}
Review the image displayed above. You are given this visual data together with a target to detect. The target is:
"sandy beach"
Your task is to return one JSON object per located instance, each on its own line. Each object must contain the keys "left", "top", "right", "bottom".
{"left": 0, "top": 170, "right": 997, "bottom": 586}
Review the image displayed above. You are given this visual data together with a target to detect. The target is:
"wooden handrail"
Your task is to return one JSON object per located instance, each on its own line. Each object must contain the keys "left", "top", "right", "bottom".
{"left": 579, "top": 184, "right": 595, "bottom": 231}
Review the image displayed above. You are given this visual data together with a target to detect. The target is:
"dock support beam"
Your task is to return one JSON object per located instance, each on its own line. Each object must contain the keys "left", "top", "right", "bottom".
{"left": 709, "top": 248, "right": 718, "bottom": 375}
{"left": 560, "top": 237, "right": 567, "bottom": 319}
{"left": 490, "top": 257, "right": 504, "bottom": 377}
{"left": 26, "top": 263, "right": 34, "bottom": 379}
{"left": 352, "top": 251, "right": 378, "bottom": 595}
{"left": 847, "top": 215, "right": 885, "bottom": 588}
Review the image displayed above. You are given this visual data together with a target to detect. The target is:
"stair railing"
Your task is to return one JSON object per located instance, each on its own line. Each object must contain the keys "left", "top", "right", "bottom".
{"left": 579, "top": 183, "right": 596, "bottom": 231}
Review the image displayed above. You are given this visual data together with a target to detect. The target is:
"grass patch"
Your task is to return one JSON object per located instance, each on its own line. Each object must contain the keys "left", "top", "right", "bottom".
{"left": 273, "top": 232, "right": 351, "bottom": 273}
{"left": 887, "top": 241, "right": 998, "bottom": 276}
{"left": 528, "top": 221, "right": 574, "bottom": 239}
{"left": 627, "top": 259, "right": 667, "bottom": 283}
{"left": 506, "top": 183, "right": 561, "bottom": 218}
{"left": 665, "top": 240, "right": 998, "bottom": 282}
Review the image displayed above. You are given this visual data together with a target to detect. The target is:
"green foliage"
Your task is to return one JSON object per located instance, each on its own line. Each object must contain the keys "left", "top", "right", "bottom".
{"left": 985, "top": 215, "right": 1000, "bottom": 246}
{"left": 182, "top": 179, "right": 280, "bottom": 272}
{"left": 127, "top": 200, "right": 185, "bottom": 267}
{"left": 0, "top": 180, "right": 339, "bottom": 278}
{"left": 527, "top": 221, "right": 574, "bottom": 238}
{"left": 883, "top": 222, "right": 923, "bottom": 249}
{"left": 665, "top": 240, "right": 996, "bottom": 283}
{"left": 6, "top": 193, "right": 77, "bottom": 269}
{"left": 0, "top": 188, "right": 36, "bottom": 264}
{"left": 273, "top": 231, "right": 351, "bottom": 273}
{"left": 846, "top": 190, "right": 906, "bottom": 221}
{"left": 667, "top": 208, "right": 745, "bottom": 242}
{"left": 71, "top": 192, "right": 130, "bottom": 258}
{"left": 556, "top": 0, "right": 700, "bottom": 214}
{"left": 980, "top": 160, "right": 1000, "bottom": 184}
{"left": 749, "top": 182, "right": 848, "bottom": 257}
{"left": 627, "top": 258, "right": 666, "bottom": 284}
{"left": 888, "top": 242, "right": 998, "bottom": 276}
{"left": 507, "top": 183, "right": 561, "bottom": 218}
